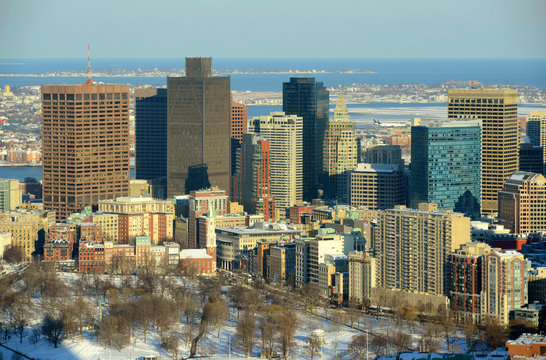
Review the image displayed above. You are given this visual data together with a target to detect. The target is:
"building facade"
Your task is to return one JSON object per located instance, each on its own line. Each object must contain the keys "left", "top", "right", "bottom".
{"left": 374, "top": 203, "right": 470, "bottom": 296}
{"left": 249, "top": 112, "right": 302, "bottom": 212}
{"left": 348, "top": 163, "right": 407, "bottom": 210}
{"left": 323, "top": 94, "right": 357, "bottom": 201}
{"left": 41, "top": 84, "right": 130, "bottom": 221}
{"left": 482, "top": 249, "right": 529, "bottom": 324}
{"left": 188, "top": 188, "right": 228, "bottom": 249}
{"left": 134, "top": 88, "right": 167, "bottom": 184}
{"left": 283, "top": 77, "right": 329, "bottom": 200}
{"left": 236, "top": 133, "right": 274, "bottom": 221}
{"left": 410, "top": 119, "right": 482, "bottom": 215}
{"left": 526, "top": 112, "right": 546, "bottom": 173}
{"left": 167, "top": 57, "right": 231, "bottom": 197}
{"left": 448, "top": 242, "right": 492, "bottom": 321}
{"left": 230, "top": 98, "right": 248, "bottom": 177}
{"left": 498, "top": 172, "right": 546, "bottom": 233}
{"left": 98, "top": 196, "right": 175, "bottom": 244}
{"left": 348, "top": 251, "right": 376, "bottom": 305}
{"left": 448, "top": 89, "right": 518, "bottom": 215}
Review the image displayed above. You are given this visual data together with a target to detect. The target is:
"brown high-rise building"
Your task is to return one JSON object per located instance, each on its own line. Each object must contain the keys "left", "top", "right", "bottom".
{"left": 41, "top": 84, "right": 130, "bottom": 221}
{"left": 448, "top": 89, "right": 518, "bottom": 215}
{"left": 167, "top": 57, "right": 231, "bottom": 197}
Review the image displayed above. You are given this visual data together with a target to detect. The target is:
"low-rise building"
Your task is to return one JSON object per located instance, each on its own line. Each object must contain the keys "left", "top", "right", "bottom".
{"left": 179, "top": 248, "right": 216, "bottom": 275}
{"left": 216, "top": 221, "right": 302, "bottom": 270}
{"left": 506, "top": 333, "right": 546, "bottom": 358}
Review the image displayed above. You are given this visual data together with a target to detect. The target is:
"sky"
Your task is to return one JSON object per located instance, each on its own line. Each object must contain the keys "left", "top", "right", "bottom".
{"left": 0, "top": 0, "right": 545, "bottom": 59}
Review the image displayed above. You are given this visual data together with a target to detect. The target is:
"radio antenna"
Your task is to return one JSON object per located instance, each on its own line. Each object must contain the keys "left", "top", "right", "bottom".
{"left": 86, "top": 43, "right": 92, "bottom": 85}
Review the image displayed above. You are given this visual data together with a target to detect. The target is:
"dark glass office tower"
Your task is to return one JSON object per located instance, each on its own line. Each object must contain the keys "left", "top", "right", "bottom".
{"left": 167, "top": 58, "right": 231, "bottom": 197}
{"left": 135, "top": 88, "right": 167, "bottom": 182}
{"left": 283, "top": 78, "right": 329, "bottom": 200}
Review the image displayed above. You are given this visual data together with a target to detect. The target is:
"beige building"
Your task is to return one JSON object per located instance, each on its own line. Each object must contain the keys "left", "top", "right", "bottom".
{"left": 0, "top": 231, "right": 12, "bottom": 259}
{"left": 249, "top": 112, "right": 303, "bottom": 212}
{"left": 0, "top": 179, "right": 22, "bottom": 211}
{"left": 348, "top": 251, "right": 376, "bottom": 305}
{"left": 216, "top": 222, "right": 302, "bottom": 270}
{"left": 348, "top": 163, "right": 407, "bottom": 209}
{"left": 309, "top": 231, "right": 345, "bottom": 284}
{"left": 448, "top": 89, "right": 518, "bottom": 215}
{"left": 0, "top": 208, "right": 56, "bottom": 260}
{"left": 323, "top": 94, "right": 357, "bottom": 200}
{"left": 91, "top": 213, "right": 119, "bottom": 243}
{"left": 98, "top": 196, "right": 175, "bottom": 244}
{"left": 267, "top": 244, "right": 296, "bottom": 284}
{"left": 498, "top": 171, "right": 546, "bottom": 233}
{"left": 129, "top": 179, "right": 152, "bottom": 197}
{"left": 374, "top": 203, "right": 470, "bottom": 296}
{"left": 482, "top": 249, "right": 529, "bottom": 325}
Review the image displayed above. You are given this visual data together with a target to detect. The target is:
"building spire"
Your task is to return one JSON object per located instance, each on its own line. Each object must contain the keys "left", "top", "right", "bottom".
{"left": 86, "top": 43, "right": 93, "bottom": 85}
{"left": 333, "top": 93, "right": 349, "bottom": 121}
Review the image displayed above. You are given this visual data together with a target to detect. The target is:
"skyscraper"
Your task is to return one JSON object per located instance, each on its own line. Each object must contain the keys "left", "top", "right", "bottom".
{"left": 249, "top": 112, "right": 302, "bottom": 212}
{"left": 41, "top": 84, "right": 130, "bottom": 221}
{"left": 236, "top": 133, "right": 274, "bottom": 221}
{"left": 526, "top": 111, "right": 546, "bottom": 173}
{"left": 230, "top": 98, "right": 248, "bottom": 177}
{"left": 323, "top": 94, "right": 357, "bottom": 200}
{"left": 135, "top": 88, "right": 167, "bottom": 183}
{"left": 283, "top": 77, "right": 329, "bottom": 200}
{"left": 448, "top": 89, "right": 518, "bottom": 215}
{"left": 167, "top": 57, "right": 230, "bottom": 197}
{"left": 410, "top": 119, "right": 482, "bottom": 216}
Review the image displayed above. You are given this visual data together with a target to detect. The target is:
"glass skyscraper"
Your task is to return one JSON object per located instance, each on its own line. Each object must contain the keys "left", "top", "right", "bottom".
{"left": 283, "top": 77, "right": 329, "bottom": 200}
{"left": 410, "top": 119, "right": 482, "bottom": 218}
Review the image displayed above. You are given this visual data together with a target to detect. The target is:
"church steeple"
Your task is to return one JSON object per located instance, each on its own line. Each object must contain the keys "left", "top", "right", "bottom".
{"left": 333, "top": 93, "right": 349, "bottom": 121}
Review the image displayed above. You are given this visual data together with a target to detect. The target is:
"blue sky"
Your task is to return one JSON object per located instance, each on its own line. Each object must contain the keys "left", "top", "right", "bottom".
{"left": 0, "top": 0, "right": 544, "bottom": 59}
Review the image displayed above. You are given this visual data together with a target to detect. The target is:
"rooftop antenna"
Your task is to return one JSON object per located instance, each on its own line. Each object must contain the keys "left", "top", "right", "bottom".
{"left": 86, "top": 43, "right": 92, "bottom": 85}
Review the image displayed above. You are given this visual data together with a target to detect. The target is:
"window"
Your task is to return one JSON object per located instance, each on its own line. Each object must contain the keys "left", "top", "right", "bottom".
{"left": 43, "top": 94, "right": 51, "bottom": 100}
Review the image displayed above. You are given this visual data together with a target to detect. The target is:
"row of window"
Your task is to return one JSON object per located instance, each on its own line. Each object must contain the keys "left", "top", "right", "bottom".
{"left": 43, "top": 93, "right": 128, "bottom": 101}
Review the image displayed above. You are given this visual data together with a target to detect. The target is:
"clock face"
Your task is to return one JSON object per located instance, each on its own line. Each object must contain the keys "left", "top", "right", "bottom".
{"left": 539, "top": 180, "right": 544, "bottom": 186}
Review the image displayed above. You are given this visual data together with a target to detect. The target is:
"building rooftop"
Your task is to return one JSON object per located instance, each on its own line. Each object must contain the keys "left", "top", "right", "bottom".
{"left": 179, "top": 248, "right": 212, "bottom": 259}
{"left": 507, "top": 333, "right": 546, "bottom": 346}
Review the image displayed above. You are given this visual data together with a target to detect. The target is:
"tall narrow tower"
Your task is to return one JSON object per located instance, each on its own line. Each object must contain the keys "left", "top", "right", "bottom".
{"left": 448, "top": 89, "right": 518, "bottom": 215}
{"left": 283, "top": 77, "right": 329, "bottom": 200}
{"left": 323, "top": 94, "right": 357, "bottom": 200}
{"left": 167, "top": 57, "right": 231, "bottom": 197}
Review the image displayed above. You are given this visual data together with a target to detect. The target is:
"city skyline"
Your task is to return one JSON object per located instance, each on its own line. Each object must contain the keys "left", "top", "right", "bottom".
{"left": 1, "top": 0, "right": 545, "bottom": 59}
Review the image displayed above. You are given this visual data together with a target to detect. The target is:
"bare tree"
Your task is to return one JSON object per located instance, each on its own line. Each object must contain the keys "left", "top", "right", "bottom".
{"left": 97, "top": 315, "right": 130, "bottom": 350}
{"left": 42, "top": 315, "right": 64, "bottom": 348}
{"left": 136, "top": 294, "right": 154, "bottom": 343}
{"left": 161, "top": 332, "right": 181, "bottom": 360}
{"left": 3, "top": 246, "right": 23, "bottom": 264}
{"left": 370, "top": 335, "right": 388, "bottom": 356}
{"left": 482, "top": 316, "right": 507, "bottom": 350}
{"left": 203, "top": 301, "right": 228, "bottom": 338}
{"left": 348, "top": 334, "right": 367, "bottom": 360}
{"left": 277, "top": 311, "right": 298, "bottom": 360}
{"left": 393, "top": 330, "right": 412, "bottom": 351}
{"left": 235, "top": 311, "right": 256, "bottom": 358}
{"left": 304, "top": 334, "right": 322, "bottom": 360}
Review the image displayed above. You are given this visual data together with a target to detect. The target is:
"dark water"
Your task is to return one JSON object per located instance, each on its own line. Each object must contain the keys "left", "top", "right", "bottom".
{"left": 1, "top": 58, "right": 545, "bottom": 90}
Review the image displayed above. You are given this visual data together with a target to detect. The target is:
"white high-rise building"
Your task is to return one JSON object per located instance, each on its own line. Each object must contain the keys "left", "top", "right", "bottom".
{"left": 249, "top": 112, "right": 303, "bottom": 211}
